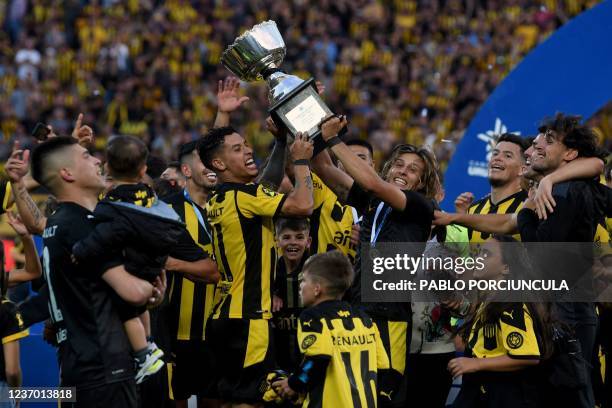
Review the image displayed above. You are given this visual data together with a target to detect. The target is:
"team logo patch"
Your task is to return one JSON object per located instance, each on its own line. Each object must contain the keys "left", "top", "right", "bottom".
{"left": 506, "top": 331, "right": 524, "bottom": 349}
{"left": 262, "top": 186, "right": 277, "bottom": 197}
{"left": 302, "top": 334, "right": 317, "bottom": 349}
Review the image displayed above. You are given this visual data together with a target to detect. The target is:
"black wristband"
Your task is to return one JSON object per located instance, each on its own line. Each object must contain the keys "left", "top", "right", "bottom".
{"left": 326, "top": 136, "right": 343, "bottom": 148}
{"left": 293, "top": 159, "right": 310, "bottom": 166}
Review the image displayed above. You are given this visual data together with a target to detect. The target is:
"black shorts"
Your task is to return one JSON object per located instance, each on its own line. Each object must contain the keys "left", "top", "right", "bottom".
{"left": 61, "top": 380, "right": 139, "bottom": 408}
{"left": 208, "top": 318, "right": 275, "bottom": 403}
{"left": 171, "top": 340, "right": 217, "bottom": 400}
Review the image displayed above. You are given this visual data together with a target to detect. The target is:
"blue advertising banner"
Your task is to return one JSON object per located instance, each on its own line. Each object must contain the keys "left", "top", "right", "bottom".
{"left": 442, "top": 0, "right": 612, "bottom": 210}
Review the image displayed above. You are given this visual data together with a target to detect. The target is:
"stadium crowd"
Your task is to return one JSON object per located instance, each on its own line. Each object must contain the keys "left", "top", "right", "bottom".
{"left": 0, "top": 1, "right": 611, "bottom": 408}
{"left": 0, "top": 0, "right": 608, "bottom": 169}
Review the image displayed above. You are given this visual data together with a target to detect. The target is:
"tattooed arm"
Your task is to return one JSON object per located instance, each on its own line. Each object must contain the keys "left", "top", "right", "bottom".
{"left": 12, "top": 181, "right": 46, "bottom": 235}
{"left": 279, "top": 133, "right": 314, "bottom": 216}
{"left": 4, "top": 145, "right": 46, "bottom": 234}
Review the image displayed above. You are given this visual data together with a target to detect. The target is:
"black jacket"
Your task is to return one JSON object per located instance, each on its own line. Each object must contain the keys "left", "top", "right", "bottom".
{"left": 72, "top": 184, "right": 184, "bottom": 281}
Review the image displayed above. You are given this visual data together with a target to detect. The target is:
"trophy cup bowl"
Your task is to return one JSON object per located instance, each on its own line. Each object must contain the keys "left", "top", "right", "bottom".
{"left": 222, "top": 21, "right": 343, "bottom": 147}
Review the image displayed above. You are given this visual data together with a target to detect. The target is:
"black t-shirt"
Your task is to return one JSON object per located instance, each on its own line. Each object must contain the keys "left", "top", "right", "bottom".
{"left": 41, "top": 202, "right": 134, "bottom": 389}
{"left": 345, "top": 183, "right": 434, "bottom": 320}
{"left": 517, "top": 179, "right": 603, "bottom": 324}
{"left": 0, "top": 300, "right": 28, "bottom": 382}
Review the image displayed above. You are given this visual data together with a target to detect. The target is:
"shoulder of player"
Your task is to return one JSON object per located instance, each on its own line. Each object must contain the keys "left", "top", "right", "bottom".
{"left": 499, "top": 303, "right": 529, "bottom": 331}
{"left": 552, "top": 179, "right": 595, "bottom": 200}
{"left": 469, "top": 194, "right": 490, "bottom": 211}
{"left": 44, "top": 203, "right": 93, "bottom": 235}
{"left": 162, "top": 191, "right": 186, "bottom": 207}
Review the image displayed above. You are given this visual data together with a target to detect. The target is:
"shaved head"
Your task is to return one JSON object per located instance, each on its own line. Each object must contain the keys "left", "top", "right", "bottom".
{"left": 31, "top": 137, "right": 78, "bottom": 192}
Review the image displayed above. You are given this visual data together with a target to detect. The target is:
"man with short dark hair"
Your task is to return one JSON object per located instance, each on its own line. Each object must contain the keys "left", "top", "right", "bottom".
{"left": 200, "top": 126, "right": 314, "bottom": 406}
{"left": 517, "top": 113, "right": 608, "bottom": 407}
{"left": 162, "top": 140, "right": 220, "bottom": 408}
{"left": 27, "top": 137, "right": 164, "bottom": 407}
{"left": 456, "top": 133, "right": 529, "bottom": 242}
{"left": 338, "top": 139, "right": 375, "bottom": 170}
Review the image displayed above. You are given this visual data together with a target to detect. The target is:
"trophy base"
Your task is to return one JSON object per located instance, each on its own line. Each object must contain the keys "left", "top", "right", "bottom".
{"left": 269, "top": 78, "right": 345, "bottom": 156}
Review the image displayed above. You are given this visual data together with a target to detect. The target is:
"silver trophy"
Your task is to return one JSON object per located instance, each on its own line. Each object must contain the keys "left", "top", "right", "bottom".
{"left": 222, "top": 21, "right": 341, "bottom": 143}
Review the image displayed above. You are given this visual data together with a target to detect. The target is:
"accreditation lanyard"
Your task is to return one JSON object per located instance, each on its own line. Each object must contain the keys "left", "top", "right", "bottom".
{"left": 370, "top": 202, "right": 392, "bottom": 245}
{"left": 183, "top": 189, "right": 212, "bottom": 241}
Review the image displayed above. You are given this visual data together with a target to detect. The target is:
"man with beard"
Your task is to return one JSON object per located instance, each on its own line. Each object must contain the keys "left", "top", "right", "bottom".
{"left": 517, "top": 113, "right": 608, "bottom": 407}
{"left": 161, "top": 140, "right": 221, "bottom": 408}
{"left": 312, "top": 116, "right": 441, "bottom": 407}
{"left": 434, "top": 138, "right": 604, "bottom": 237}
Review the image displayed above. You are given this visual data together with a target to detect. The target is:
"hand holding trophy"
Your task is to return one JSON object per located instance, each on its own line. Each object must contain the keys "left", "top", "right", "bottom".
{"left": 221, "top": 21, "right": 346, "bottom": 152}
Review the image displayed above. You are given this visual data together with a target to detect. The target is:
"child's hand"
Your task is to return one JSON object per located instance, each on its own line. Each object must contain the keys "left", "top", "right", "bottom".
{"left": 272, "top": 378, "right": 296, "bottom": 399}
{"left": 447, "top": 357, "right": 481, "bottom": 378}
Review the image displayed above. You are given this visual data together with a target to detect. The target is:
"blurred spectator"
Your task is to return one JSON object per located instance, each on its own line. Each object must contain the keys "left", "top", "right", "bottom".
{"left": 0, "top": 0, "right": 606, "bottom": 170}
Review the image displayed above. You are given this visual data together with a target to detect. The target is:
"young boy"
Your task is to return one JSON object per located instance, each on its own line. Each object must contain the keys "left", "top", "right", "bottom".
{"left": 71, "top": 135, "right": 184, "bottom": 384}
{"left": 273, "top": 217, "right": 312, "bottom": 372}
{"left": 273, "top": 251, "right": 390, "bottom": 407}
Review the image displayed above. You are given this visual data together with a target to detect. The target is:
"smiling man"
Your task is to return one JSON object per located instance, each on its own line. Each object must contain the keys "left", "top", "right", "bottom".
{"left": 517, "top": 113, "right": 608, "bottom": 407}
{"left": 464, "top": 133, "right": 529, "bottom": 242}
{"left": 312, "top": 116, "right": 441, "bottom": 408}
{"left": 199, "top": 126, "right": 314, "bottom": 407}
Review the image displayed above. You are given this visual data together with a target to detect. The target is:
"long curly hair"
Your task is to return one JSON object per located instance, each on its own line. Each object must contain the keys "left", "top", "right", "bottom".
{"left": 380, "top": 144, "right": 441, "bottom": 200}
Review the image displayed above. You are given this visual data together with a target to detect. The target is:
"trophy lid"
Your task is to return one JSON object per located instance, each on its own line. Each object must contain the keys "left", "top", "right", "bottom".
{"left": 221, "top": 21, "right": 286, "bottom": 82}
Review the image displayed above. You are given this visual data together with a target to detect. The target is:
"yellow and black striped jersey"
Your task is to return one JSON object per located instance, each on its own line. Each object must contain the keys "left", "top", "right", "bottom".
{"left": 0, "top": 180, "right": 13, "bottom": 215}
{"left": 298, "top": 300, "right": 389, "bottom": 408}
{"left": 311, "top": 173, "right": 357, "bottom": 262}
{"left": 206, "top": 182, "right": 286, "bottom": 320}
{"left": 466, "top": 303, "right": 541, "bottom": 360}
{"left": 0, "top": 299, "right": 28, "bottom": 382}
{"left": 164, "top": 190, "right": 215, "bottom": 341}
{"left": 468, "top": 190, "right": 527, "bottom": 243}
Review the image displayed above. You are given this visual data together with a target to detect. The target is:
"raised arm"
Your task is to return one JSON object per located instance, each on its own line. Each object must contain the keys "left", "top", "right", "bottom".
{"left": 5, "top": 145, "right": 46, "bottom": 234}
{"left": 6, "top": 212, "right": 42, "bottom": 285}
{"left": 213, "top": 77, "right": 249, "bottom": 128}
{"left": 279, "top": 133, "right": 314, "bottom": 216}
{"left": 255, "top": 117, "right": 288, "bottom": 191}
{"left": 320, "top": 116, "right": 407, "bottom": 211}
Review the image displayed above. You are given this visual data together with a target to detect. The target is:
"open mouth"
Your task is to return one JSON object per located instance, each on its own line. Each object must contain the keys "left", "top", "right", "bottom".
{"left": 285, "top": 247, "right": 301, "bottom": 255}
{"left": 489, "top": 164, "right": 505, "bottom": 172}
{"left": 245, "top": 158, "right": 257, "bottom": 170}
{"left": 393, "top": 177, "right": 408, "bottom": 186}
{"left": 206, "top": 172, "right": 217, "bottom": 182}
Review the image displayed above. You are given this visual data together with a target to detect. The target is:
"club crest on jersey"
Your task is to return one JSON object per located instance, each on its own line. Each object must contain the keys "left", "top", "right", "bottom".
{"left": 506, "top": 331, "right": 524, "bottom": 349}
{"left": 261, "top": 186, "right": 277, "bottom": 197}
{"left": 302, "top": 334, "right": 317, "bottom": 349}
